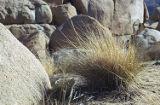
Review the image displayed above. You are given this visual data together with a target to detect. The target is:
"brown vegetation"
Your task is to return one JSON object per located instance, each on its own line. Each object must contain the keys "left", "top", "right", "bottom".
{"left": 59, "top": 29, "right": 141, "bottom": 91}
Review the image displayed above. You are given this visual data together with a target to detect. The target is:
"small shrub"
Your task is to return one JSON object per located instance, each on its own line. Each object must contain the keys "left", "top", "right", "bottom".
{"left": 60, "top": 29, "right": 141, "bottom": 91}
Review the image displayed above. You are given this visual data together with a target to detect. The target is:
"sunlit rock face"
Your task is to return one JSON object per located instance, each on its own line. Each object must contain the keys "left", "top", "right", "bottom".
{"left": 0, "top": 0, "right": 52, "bottom": 24}
{"left": 71, "top": 0, "right": 146, "bottom": 35}
{"left": 0, "top": 23, "right": 51, "bottom": 105}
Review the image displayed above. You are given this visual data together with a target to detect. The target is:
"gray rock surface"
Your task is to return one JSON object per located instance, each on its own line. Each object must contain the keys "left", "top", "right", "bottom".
{"left": 144, "top": 22, "right": 159, "bottom": 29}
{"left": 71, "top": 0, "right": 147, "bottom": 35}
{"left": 6, "top": 24, "right": 56, "bottom": 75}
{"left": 132, "top": 28, "right": 160, "bottom": 60}
{"left": 51, "top": 3, "right": 77, "bottom": 26}
{"left": 35, "top": 3, "right": 52, "bottom": 23}
{"left": 20, "top": 30, "right": 54, "bottom": 75}
{"left": 6, "top": 24, "right": 56, "bottom": 38}
{"left": 71, "top": 0, "right": 114, "bottom": 29}
{"left": 49, "top": 15, "right": 112, "bottom": 51}
{"left": 133, "top": 28, "right": 160, "bottom": 49}
{"left": 0, "top": 23, "right": 51, "bottom": 105}
{"left": 0, "top": 0, "right": 52, "bottom": 24}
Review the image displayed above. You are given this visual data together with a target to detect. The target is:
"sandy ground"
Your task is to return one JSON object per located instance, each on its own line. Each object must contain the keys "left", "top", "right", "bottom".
{"left": 135, "top": 61, "right": 160, "bottom": 105}
{"left": 75, "top": 61, "right": 160, "bottom": 105}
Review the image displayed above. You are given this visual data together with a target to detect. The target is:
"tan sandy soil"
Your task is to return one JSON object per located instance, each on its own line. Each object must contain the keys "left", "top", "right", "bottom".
{"left": 75, "top": 61, "right": 160, "bottom": 105}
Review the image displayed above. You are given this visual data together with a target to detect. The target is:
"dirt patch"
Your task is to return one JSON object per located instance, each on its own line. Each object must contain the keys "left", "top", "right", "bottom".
{"left": 75, "top": 61, "right": 160, "bottom": 105}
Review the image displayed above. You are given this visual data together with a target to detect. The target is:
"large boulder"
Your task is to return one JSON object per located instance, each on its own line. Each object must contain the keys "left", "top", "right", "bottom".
{"left": 49, "top": 15, "right": 112, "bottom": 51}
{"left": 6, "top": 24, "right": 56, "bottom": 75}
{"left": 133, "top": 28, "right": 160, "bottom": 49}
{"left": 150, "top": 7, "right": 160, "bottom": 21}
{"left": 20, "top": 31, "right": 54, "bottom": 75}
{"left": 71, "top": 0, "right": 89, "bottom": 14}
{"left": 71, "top": 0, "right": 147, "bottom": 35}
{"left": 51, "top": 3, "right": 77, "bottom": 26}
{"left": 71, "top": 0, "right": 114, "bottom": 29}
{"left": 0, "top": 0, "right": 52, "bottom": 24}
{"left": 0, "top": 0, "right": 35, "bottom": 24}
{"left": 6, "top": 24, "right": 56, "bottom": 38}
{"left": 111, "top": 0, "right": 145, "bottom": 35}
{"left": 132, "top": 28, "right": 160, "bottom": 60}
{"left": 35, "top": 1, "right": 53, "bottom": 23}
{"left": 0, "top": 23, "right": 51, "bottom": 104}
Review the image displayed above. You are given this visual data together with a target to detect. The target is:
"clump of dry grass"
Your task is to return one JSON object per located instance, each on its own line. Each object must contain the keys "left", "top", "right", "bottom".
{"left": 40, "top": 50, "right": 58, "bottom": 76}
{"left": 45, "top": 25, "right": 141, "bottom": 104}
{"left": 61, "top": 30, "right": 141, "bottom": 91}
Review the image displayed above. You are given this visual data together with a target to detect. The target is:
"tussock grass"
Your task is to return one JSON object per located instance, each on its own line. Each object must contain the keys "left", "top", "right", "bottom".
{"left": 46, "top": 22, "right": 141, "bottom": 104}
{"left": 40, "top": 50, "right": 57, "bottom": 76}
{"left": 41, "top": 58, "right": 57, "bottom": 76}
{"left": 60, "top": 29, "right": 141, "bottom": 91}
